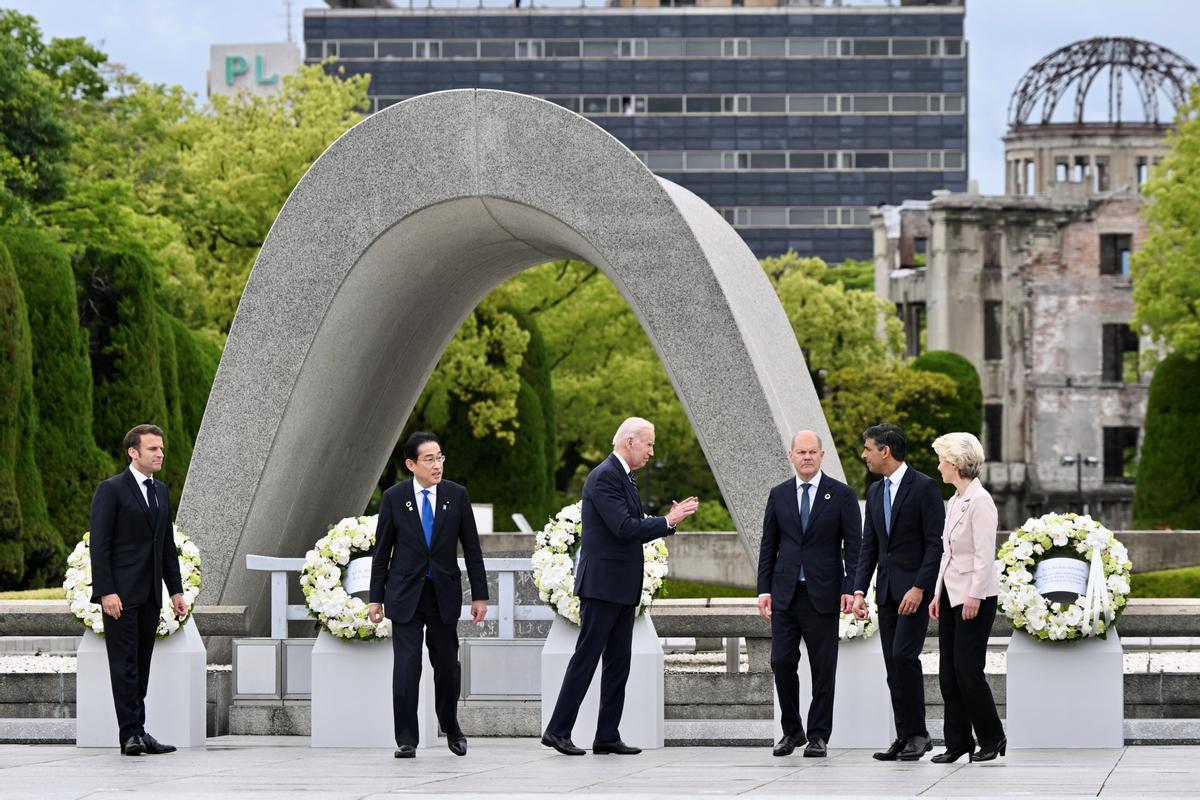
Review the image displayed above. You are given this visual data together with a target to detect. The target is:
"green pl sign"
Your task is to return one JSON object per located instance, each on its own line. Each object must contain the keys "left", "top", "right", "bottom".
{"left": 209, "top": 43, "right": 301, "bottom": 98}
{"left": 225, "top": 54, "right": 280, "bottom": 87}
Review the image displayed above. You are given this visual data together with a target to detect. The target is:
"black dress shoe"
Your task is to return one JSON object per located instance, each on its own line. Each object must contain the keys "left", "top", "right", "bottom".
{"left": 120, "top": 734, "right": 146, "bottom": 756}
{"left": 541, "top": 731, "right": 585, "bottom": 756}
{"left": 394, "top": 744, "right": 416, "bottom": 758}
{"left": 803, "top": 738, "right": 827, "bottom": 758}
{"left": 141, "top": 733, "right": 176, "bottom": 755}
{"left": 447, "top": 735, "right": 467, "bottom": 757}
{"left": 773, "top": 733, "right": 804, "bottom": 757}
{"left": 931, "top": 747, "right": 973, "bottom": 764}
{"left": 592, "top": 740, "right": 641, "bottom": 755}
{"left": 898, "top": 734, "right": 932, "bottom": 762}
{"left": 970, "top": 738, "right": 1006, "bottom": 762}
{"left": 872, "top": 738, "right": 905, "bottom": 761}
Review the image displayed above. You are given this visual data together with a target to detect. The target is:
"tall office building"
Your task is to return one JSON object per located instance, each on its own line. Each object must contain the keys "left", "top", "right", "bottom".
{"left": 304, "top": 0, "right": 966, "bottom": 262}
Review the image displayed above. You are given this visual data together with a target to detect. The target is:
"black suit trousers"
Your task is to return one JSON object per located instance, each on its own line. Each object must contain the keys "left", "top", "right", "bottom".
{"left": 938, "top": 593, "right": 1003, "bottom": 751}
{"left": 770, "top": 582, "right": 839, "bottom": 741}
{"left": 547, "top": 597, "right": 634, "bottom": 743}
{"left": 391, "top": 579, "right": 462, "bottom": 747}
{"left": 877, "top": 596, "right": 929, "bottom": 739}
{"left": 102, "top": 589, "right": 160, "bottom": 743}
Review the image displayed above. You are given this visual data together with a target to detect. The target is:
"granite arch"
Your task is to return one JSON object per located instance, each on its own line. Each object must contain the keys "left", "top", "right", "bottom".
{"left": 177, "top": 90, "right": 841, "bottom": 624}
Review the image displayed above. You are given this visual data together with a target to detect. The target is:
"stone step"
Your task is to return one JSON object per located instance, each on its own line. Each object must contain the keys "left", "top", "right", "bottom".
{"left": 0, "top": 718, "right": 74, "bottom": 744}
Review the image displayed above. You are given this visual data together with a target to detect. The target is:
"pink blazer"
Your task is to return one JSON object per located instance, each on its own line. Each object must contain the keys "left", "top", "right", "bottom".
{"left": 933, "top": 478, "right": 1000, "bottom": 607}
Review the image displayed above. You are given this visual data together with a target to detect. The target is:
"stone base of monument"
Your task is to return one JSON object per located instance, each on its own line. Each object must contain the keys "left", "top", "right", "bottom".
{"left": 540, "top": 613, "right": 664, "bottom": 749}
{"left": 310, "top": 629, "right": 436, "bottom": 748}
{"left": 771, "top": 635, "right": 894, "bottom": 748}
{"left": 76, "top": 618, "right": 207, "bottom": 748}
{"left": 1007, "top": 630, "right": 1123, "bottom": 748}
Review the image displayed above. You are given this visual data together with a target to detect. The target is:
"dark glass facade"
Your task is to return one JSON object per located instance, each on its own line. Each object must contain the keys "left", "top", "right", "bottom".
{"left": 304, "top": 5, "right": 966, "bottom": 262}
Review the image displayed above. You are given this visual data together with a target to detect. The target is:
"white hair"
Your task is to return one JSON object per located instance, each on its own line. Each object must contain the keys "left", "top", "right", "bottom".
{"left": 932, "top": 432, "right": 985, "bottom": 479}
{"left": 612, "top": 417, "right": 654, "bottom": 448}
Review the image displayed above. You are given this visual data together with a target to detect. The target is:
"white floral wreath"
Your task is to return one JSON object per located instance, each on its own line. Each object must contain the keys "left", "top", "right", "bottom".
{"left": 532, "top": 501, "right": 669, "bottom": 625}
{"left": 63, "top": 526, "right": 202, "bottom": 639}
{"left": 840, "top": 577, "right": 878, "bottom": 641}
{"left": 997, "top": 513, "right": 1132, "bottom": 641}
{"left": 300, "top": 515, "right": 391, "bottom": 640}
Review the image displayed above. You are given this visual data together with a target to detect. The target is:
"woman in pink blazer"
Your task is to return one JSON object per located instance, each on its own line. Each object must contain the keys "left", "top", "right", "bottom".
{"left": 928, "top": 432, "right": 1005, "bottom": 763}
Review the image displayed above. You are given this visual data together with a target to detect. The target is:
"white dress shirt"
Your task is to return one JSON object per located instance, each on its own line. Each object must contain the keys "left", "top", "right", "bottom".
{"left": 414, "top": 478, "right": 438, "bottom": 524}
{"left": 129, "top": 466, "right": 153, "bottom": 504}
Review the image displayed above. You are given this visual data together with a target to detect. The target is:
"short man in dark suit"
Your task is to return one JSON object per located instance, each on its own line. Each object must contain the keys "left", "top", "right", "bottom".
{"left": 89, "top": 424, "right": 187, "bottom": 756}
{"left": 368, "top": 432, "right": 488, "bottom": 759}
{"left": 757, "top": 430, "right": 861, "bottom": 758}
{"left": 852, "top": 423, "right": 945, "bottom": 761}
{"left": 541, "top": 417, "right": 698, "bottom": 756}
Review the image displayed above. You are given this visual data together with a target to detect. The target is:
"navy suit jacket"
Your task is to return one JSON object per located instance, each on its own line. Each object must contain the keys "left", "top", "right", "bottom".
{"left": 757, "top": 473, "right": 862, "bottom": 614}
{"left": 853, "top": 465, "right": 945, "bottom": 604}
{"left": 88, "top": 470, "right": 183, "bottom": 606}
{"left": 574, "top": 453, "right": 673, "bottom": 606}
{"left": 369, "top": 479, "right": 488, "bottom": 625}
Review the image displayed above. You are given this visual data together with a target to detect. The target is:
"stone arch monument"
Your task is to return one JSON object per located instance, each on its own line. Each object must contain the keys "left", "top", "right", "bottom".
{"left": 178, "top": 90, "right": 841, "bottom": 623}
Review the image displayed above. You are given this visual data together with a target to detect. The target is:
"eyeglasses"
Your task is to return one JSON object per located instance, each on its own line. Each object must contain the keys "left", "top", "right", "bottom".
{"left": 416, "top": 454, "right": 446, "bottom": 465}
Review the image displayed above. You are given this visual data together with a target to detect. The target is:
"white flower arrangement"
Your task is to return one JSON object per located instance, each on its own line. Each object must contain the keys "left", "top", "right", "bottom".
{"left": 532, "top": 501, "right": 669, "bottom": 624}
{"left": 997, "top": 512, "right": 1132, "bottom": 641}
{"left": 299, "top": 515, "right": 391, "bottom": 640}
{"left": 839, "top": 577, "right": 878, "bottom": 641}
{"left": 63, "top": 526, "right": 202, "bottom": 639}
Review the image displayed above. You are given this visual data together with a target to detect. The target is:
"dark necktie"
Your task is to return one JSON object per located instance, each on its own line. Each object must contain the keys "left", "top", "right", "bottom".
{"left": 144, "top": 478, "right": 158, "bottom": 526}
{"left": 883, "top": 477, "right": 893, "bottom": 537}
{"left": 800, "top": 482, "right": 811, "bottom": 532}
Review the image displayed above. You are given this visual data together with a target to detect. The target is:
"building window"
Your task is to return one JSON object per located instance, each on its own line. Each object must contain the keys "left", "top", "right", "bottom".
{"left": 1099, "top": 233, "right": 1132, "bottom": 276}
{"left": 983, "top": 230, "right": 1002, "bottom": 270}
{"left": 899, "top": 302, "right": 926, "bottom": 358}
{"left": 1103, "top": 427, "right": 1139, "bottom": 482}
{"left": 984, "top": 404, "right": 1003, "bottom": 462}
{"left": 984, "top": 301, "right": 1003, "bottom": 361}
{"left": 1102, "top": 324, "right": 1139, "bottom": 383}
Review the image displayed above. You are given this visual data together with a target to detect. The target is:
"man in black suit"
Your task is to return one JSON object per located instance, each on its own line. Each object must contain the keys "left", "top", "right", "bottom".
{"left": 368, "top": 431, "right": 488, "bottom": 759}
{"left": 89, "top": 424, "right": 187, "bottom": 756}
{"left": 542, "top": 417, "right": 698, "bottom": 756}
{"left": 852, "top": 423, "right": 945, "bottom": 762}
{"left": 757, "top": 430, "right": 861, "bottom": 758}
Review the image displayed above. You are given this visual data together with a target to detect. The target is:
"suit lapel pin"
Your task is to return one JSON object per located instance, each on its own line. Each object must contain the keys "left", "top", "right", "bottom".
{"left": 405, "top": 501, "right": 413, "bottom": 511}
{"left": 442, "top": 501, "right": 450, "bottom": 511}
{"left": 824, "top": 493, "right": 831, "bottom": 500}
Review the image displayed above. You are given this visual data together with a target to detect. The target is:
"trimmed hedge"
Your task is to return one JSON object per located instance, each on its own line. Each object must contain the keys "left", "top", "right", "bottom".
{"left": 1133, "top": 353, "right": 1200, "bottom": 529}
{"left": 1, "top": 227, "right": 112, "bottom": 542}
{"left": 0, "top": 241, "right": 61, "bottom": 587}
{"left": 77, "top": 243, "right": 169, "bottom": 465}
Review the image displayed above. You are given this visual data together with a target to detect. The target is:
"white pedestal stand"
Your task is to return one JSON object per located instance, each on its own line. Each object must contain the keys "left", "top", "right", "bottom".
{"left": 772, "top": 634, "right": 894, "bottom": 748}
{"left": 541, "top": 613, "right": 664, "bottom": 749}
{"left": 76, "top": 618, "right": 207, "bottom": 748}
{"left": 309, "top": 629, "right": 435, "bottom": 748}
{"left": 1007, "top": 630, "right": 1124, "bottom": 748}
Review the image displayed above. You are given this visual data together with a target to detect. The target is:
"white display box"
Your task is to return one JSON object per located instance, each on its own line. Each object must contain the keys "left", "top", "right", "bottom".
{"left": 772, "top": 634, "right": 894, "bottom": 749}
{"left": 309, "top": 629, "right": 435, "bottom": 748}
{"left": 1007, "top": 630, "right": 1124, "bottom": 748}
{"left": 540, "top": 613, "right": 664, "bottom": 749}
{"left": 76, "top": 618, "right": 207, "bottom": 748}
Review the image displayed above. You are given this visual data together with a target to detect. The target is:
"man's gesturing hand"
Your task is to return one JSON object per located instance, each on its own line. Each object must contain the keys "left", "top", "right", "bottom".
{"left": 666, "top": 496, "right": 699, "bottom": 528}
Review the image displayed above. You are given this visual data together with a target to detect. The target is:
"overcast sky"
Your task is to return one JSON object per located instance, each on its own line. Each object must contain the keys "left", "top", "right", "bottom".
{"left": 6, "top": 0, "right": 1199, "bottom": 194}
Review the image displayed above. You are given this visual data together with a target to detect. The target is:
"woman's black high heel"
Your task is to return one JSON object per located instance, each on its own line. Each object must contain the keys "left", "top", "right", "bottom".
{"left": 970, "top": 738, "right": 1006, "bottom": 762}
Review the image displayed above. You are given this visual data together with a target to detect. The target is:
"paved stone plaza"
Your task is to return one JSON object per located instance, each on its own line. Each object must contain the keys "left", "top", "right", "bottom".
{"left": 0, "top": 737, "right": 1196, "bottom": 799}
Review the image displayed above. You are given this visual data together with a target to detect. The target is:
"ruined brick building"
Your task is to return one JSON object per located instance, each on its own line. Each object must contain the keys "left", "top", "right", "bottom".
{"left": 871, "top": 38, "right": 1198, "bottom": 528}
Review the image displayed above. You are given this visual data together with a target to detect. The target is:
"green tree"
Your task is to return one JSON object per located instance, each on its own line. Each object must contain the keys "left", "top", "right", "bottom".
{"left": 0, "top": 226, "right": 112, "bottom": 540}
{"left": 910, "top": 350, "right": 983, "bottom": 497}
{"left": 1132, "top": 85, "right": 1200, "bottom": 361}
{"left": 822, "top": 257, "right": 875, "bottom": 292}
{"left": 761, "top": 252, "right": 903, "bottom": 393}
{"left": 822, "top": 365, "right": 957, "bottom": 494}
{"left": 1133, "top": 353, "right": 1200, "bottom": 529}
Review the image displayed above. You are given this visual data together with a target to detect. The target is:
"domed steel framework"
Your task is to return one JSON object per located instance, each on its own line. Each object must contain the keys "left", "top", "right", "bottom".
{"left": 1008, "top": 37, "right": 1198, "bottom": 127}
